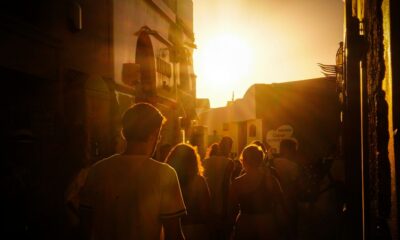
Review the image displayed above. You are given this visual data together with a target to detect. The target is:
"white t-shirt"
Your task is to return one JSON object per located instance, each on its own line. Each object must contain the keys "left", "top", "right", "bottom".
{"left": 80, "top": 154, "right": 186, "bottom": 240}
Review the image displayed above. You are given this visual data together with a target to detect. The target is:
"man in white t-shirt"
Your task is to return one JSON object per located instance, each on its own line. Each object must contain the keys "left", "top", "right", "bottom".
{"left": 79, "top": 103, "right": 186, "bottom": 240}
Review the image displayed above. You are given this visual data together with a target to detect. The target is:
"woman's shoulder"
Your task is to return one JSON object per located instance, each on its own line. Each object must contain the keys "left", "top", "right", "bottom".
{"left": 191, "top": 175, "right": 211, "bottom": 198}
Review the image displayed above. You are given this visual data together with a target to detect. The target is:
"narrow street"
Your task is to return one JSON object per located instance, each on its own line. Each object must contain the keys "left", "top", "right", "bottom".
{"left": 0, "top": 1, "right": 399, "bottom": 239}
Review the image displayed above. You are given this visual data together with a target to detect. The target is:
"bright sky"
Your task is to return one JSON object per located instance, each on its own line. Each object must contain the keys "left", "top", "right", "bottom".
{"left": 193, "top": 0, "right": 344, "bottom": 108}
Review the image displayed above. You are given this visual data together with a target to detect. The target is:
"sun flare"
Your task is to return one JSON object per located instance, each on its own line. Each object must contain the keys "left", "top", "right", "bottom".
{"left": 194, "top": 33, "right": 253, "bottom": 106}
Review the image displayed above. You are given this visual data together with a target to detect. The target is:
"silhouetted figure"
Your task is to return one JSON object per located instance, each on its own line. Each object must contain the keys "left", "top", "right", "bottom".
{"left": 251, "top": 140, "right": 268, "bottom": 165}
{"left": 296, "top": 149, "right": 346, "bottom": 240}
{"left": 79, "top": 103, "right": 186, "bottom": 240}
{"left": 203, "top": 136, "right": 234, "bottom": 240}
{"left": 228, "top": 144, "right": 286, "bottom": 240}
{"left": 270, "top": 138, "right": 300, "bottom": 239}
{"left": 165, "top": 143, "right": 211, "bottom": 240}
{"left": 205, "top": 142, "right": 220, "bottom": 159}
{"left": 252, "top": 140, "right": 282, "bottom": 190}
{"left": 231, "top": 153, "right": 243, "bottom": 182}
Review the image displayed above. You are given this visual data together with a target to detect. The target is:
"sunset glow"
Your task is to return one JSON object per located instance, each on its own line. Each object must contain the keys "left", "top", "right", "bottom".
{"left": 194, "top": 0, "right": 344, "bottom": 108}
{"left": 194, "top": 33, "right": 253, "bottom": 92}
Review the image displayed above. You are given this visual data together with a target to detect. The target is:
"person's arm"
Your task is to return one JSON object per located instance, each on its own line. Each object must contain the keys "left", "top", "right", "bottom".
{"left": 162, "top": 217, "right": 185, "bottom": 240}
{"left": 160, "top": 166, "right": 187, "bottom": 240}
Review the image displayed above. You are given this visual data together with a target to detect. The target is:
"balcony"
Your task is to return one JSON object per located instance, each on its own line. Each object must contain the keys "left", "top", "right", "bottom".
{"left": 146, "top": 0, "right": 193, "bottom": 39}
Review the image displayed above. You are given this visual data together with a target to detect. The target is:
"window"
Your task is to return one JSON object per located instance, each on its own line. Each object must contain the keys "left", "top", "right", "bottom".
{"left": 156, "top": 57, "right": 172, "bottom": 78}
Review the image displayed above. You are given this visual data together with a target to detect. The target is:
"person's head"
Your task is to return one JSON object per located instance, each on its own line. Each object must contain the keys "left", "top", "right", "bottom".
{"left": 279, "top": 138, "right": 297, "bottom": 157}
{"left": 240, "top": 144, "right": 265, "bottom": 171}
{"left": 165, "top": 143, "right": 203, "bottom": 183}
{"left": 251, "top": 140, "right": 266, "bottom": 153}
{"left": 219, "top": 136, "right": 233, "bottom": 157}
{"left": 206, "top": 142, "right": 219, "bottom": 158}
{"left": 121, "top": 103, "right": 166, "bottom": 145}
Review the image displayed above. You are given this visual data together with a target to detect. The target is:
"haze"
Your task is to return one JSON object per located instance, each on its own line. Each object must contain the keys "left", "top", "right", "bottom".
{"left": 193, "top": 0, "right": 344, "bottom": 108}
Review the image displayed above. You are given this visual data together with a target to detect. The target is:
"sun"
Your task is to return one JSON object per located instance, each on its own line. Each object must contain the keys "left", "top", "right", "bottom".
{"left": 194, "top": 33, "right": 253, "bottom": 106}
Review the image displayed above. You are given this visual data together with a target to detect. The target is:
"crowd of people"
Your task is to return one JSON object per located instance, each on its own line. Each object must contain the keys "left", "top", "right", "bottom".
{"left": 76, "top": 103, "right": 346, "bottom": 240}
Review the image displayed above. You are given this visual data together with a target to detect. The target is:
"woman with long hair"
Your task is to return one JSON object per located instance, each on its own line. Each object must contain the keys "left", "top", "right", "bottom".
{"left": 165, "top": 143, "right": 211, "bottom": 240}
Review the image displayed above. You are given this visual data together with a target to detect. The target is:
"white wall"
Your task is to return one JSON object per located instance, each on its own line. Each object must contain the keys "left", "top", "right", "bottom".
{"left": 247, "top": 119, "right": 263, "bottom": 144}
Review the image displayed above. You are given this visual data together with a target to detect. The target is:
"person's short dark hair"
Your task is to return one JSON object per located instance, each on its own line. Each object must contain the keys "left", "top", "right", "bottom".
{"left": 121, "top": 103, "right": 166, "bottom": 142}
{"left": 219, "top": 136, "right": 233, "bottom": 157}
{"left": 280, "top": 138, "right": 297, "bottom": 153}
{"left": 240, "top": 144, "right": 264, "bottom": 169}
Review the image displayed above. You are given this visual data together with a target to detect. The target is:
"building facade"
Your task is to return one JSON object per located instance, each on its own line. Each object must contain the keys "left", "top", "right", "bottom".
{"left": 1, "top": 2, "right": 116, "bottom": 237}
{"left": 113, "top": 0, "right": 197, "bottom": 149}
{"left": 341, "top": 0, "right": 399, "bottom": 239}
{"left": 0, "top": 0, "right": 196, "bottom": 238}
{"left": 199, "top": 78, "right": 340, "bottom": 161}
